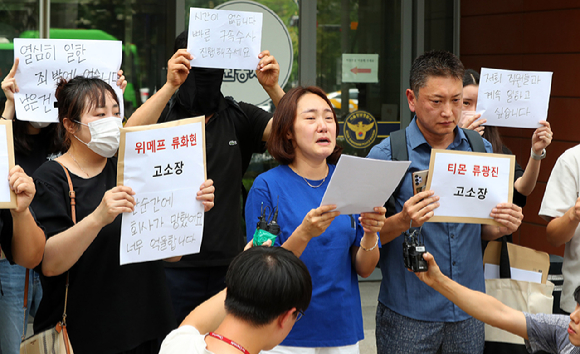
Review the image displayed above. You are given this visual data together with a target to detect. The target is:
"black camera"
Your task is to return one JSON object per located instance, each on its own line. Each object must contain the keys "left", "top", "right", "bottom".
{"left": 402, "top": 229, "right": 428, "bottom": 272}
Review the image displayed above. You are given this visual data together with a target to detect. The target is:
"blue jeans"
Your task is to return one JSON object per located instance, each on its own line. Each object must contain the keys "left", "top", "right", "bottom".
{"left": 375, "top": 302, "right": 484, "bottom": 354}
{"left": 0, "top": 260, "right": 43, "bottom": 354}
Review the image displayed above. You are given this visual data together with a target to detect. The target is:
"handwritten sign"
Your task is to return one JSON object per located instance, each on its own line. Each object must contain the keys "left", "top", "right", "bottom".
{"left": 187, "top": 7, "right": 263, "bottom": 70}
{"left": 13, "top": 38, "right": 123, "bottom": 123}
{"left": 426, "top": 149, "right": 514, "bottom": 226}
{"left": 477, "top": 68, "right": 553, "bottom": 129}
{"left": 0, "top": 120, "right": 16, "bottom": 208}
{"left": 117, "top": 117, "right": 206, "bottom": 265}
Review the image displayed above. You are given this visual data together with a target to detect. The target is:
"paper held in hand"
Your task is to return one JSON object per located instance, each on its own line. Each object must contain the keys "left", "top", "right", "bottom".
{"left": 117, "top": 117, "right": 207, "bottom": 265}
{"left": 425, "top": 149, "right": 514, "bottom": 226}
{"left": 320, "top": 155, "right": 410, "bottom": 215}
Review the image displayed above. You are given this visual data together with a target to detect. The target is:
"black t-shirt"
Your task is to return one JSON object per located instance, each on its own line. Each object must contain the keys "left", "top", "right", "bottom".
{"left": 31, "top": 159, "right": 175, "bottom": 354}
{"left": 159, "top": 96, "right": 272, "bottom": 267}
{"left": 503, "top": 145, "right": 526, "bottom": 208}
{"left": 15, "top": 127, "right": 56, "bottom": 176}
{"left": 0, "top": 210, "right": 14, "bottom": 263}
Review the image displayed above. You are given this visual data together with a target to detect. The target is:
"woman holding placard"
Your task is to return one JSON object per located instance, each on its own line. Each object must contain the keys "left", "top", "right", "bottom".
{"left": 460, "top": 68, "right": 553, "bottom": 242}
{"left": 245, "top": 86, "right": 385, "bottom": 354}
{"left": 30, "top": 76, "right": 215, "bottom": 354}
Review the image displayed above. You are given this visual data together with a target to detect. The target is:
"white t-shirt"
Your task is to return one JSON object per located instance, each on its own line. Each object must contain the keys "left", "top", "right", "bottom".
{"left": 159, "top": 325, "right": 213, "bottom": 354}
{"left": 539, "top": 144, "right": 580, "bottom": 313}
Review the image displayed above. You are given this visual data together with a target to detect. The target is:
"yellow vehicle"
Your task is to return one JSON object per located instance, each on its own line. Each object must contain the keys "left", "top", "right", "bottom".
{"left": 327, "top": 88, "right": 359, "bottom": 112}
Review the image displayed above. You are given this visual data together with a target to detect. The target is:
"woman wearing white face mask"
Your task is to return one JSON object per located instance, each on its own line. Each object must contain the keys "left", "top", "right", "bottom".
{"left": 30, "top": 76, "right": 216, "bottom": 354}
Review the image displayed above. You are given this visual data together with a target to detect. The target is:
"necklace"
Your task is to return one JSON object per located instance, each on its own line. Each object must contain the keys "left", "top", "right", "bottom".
{"left": 302, "top": 165, "right": 328, "bottom": 188}
{"left": 207, "top": 332, "right": 249, "bottom": 354}
{"left": 70, "top": 152, "right": 89, "bottom": 178}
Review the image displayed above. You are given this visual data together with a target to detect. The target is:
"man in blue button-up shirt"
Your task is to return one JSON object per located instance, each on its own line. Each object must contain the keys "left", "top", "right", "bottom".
{"left": 368, "top": 51, "right": 524, "bottom": 354}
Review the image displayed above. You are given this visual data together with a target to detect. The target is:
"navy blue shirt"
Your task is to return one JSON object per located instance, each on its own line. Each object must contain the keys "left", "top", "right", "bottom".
{"left": 367, "top": 118, "right": 493, "bottom": 322}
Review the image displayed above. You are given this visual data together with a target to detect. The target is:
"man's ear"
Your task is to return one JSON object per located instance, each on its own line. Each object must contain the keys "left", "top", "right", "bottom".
{"left": 406, "top": 89, "right": 416, "bottom": 113}
{"left": 277, "top": 308, "right": 296, "bottom": 329}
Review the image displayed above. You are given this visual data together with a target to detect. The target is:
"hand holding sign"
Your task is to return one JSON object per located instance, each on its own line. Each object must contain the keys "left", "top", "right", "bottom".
{"left": 488, "top": 202, "right": 523, "bottom": 237}
{"left": 531, "top": 120, "right": 553, "bottom": 155}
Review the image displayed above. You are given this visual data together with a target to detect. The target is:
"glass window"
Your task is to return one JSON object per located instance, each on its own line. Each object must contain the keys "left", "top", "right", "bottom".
{"left": 0, "top": 0, "right": 39, "bottom": 105}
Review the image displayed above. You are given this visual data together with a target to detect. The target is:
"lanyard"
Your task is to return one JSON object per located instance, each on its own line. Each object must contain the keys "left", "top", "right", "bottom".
{"left": 207, "top": 332, "right": 250, "bottom": 354}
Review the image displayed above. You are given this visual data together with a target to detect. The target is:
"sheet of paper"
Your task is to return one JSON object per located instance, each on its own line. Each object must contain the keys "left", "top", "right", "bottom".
{"left": 477, "top": 67, "right": 553, "bottom": 129}
{"left": 484, "top": 263, "right": 543, "bottom": 284}
{"left": 320, "top": 155, "right": 410, "bottom": 214}
{"left": 119, "top": 118, "right": 206, "bottom": 265}
{"left": 13, "top": 38, "right": 123, "bottom": 123}
{"left": 427, "top": 150, "right": 514, "bottom": 224}
{"left": 187, "top": 7, "right": 263, "bottom": 70}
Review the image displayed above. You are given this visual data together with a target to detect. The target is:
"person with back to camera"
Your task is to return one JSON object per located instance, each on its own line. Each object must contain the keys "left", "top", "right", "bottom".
{"left": 367, "top": 50, "right": 524, "bottom": 353}
{"left": 159, "top": 246, "right": 313, "bottom": 354}
{"left": 460, "top": 68, "right": 552, "bottom": 248}
{"left": 30, "top": 76, "right": 215, "bottom": 354}
{"left": 125, "top": 29, "right": 285, "bottom": 325}
{"left": 0, "top": 58, "right": 125, "bottom": 353}
{"left": 415, "top": 252, "right": 580, "bottom": 354}
{"left": 245, "top": 86, "right": 386, "bottom": 354}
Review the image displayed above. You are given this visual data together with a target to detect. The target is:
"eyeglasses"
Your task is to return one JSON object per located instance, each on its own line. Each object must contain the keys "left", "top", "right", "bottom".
{"left": 295, "top": 310, "right": 304, "bottom": 321}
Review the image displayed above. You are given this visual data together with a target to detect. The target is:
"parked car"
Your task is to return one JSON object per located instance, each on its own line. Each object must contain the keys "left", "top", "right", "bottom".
{"left": 327, "top": 88, "right": 359, "bottom": 112}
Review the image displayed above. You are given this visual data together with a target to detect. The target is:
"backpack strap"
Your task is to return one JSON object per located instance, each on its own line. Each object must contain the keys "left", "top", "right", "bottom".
{"left": 385, "top": 129, "right": 408, "bottom": 217}
{"left": 461, "top": 128, "right": 486, "bottom": 153}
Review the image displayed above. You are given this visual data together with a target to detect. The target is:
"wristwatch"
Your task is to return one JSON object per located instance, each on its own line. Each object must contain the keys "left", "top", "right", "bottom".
{"left": 531, "top": 147, "right": 546, "bottom": 160}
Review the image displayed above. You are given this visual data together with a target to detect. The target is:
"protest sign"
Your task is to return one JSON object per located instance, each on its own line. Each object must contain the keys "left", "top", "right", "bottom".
{"left": 187, "top": 7, "right": 263, "bottom": 70}
{"left": 0, "top": 120, "right": 16, "bottom": 209}
{"left": 426, "top": 149, "right": 514, "bottom": 226}
{"left": 13, "top": 38, "right": 123, "bottom": 123}
{"left": 117, "top": 117, "right": 206, "bottom": 265}
{"left": 477, "top": 67, "right": 552, "bottom": 129}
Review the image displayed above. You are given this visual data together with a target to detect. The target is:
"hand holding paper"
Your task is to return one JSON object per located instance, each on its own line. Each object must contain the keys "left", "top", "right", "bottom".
{"left": 297, "top": 204, "right": 340, "bottom": 241}
{"left": 359, "top": 206, "right": 387, "bottom": 234}
{"left": 531, "top": 120, "right": 552, "bottom": 154}
{"left": 400, "top": 190, "right": 440, "bottom": 228}
{"left": 196, "top": 179, "right": 215, "bottom": 212}
{"left": 94, "top": 185, "right": 136, "bottom": 227}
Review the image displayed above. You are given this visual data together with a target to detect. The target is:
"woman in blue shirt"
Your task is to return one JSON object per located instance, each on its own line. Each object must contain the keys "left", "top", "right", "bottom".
{"left": 245, "top": 86, "right": 385, "bottom": 354}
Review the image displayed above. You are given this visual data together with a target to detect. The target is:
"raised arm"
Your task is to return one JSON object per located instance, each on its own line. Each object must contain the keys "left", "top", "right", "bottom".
{"left": 1, "top": 59, "right": 19, "bottom": 121}
{"left": 42, "top": 185, "right": 136, "bottom": 276}
{"left": 416, "top": 252, "right": 528, "bottom": 340}
{"left": 379, "top": 190, "right": 439, "bottom": 244}
{"left": 256, "top": 50, "right": 285, "bottom": 108}
{"left": 9, "top": 165, "right": 45, "bottom": 268}
{"left": 125, "top": 49, "right": 192, "bottom": 127}
{"left": 514, "top": 121, "right": 552, "bottom": 196}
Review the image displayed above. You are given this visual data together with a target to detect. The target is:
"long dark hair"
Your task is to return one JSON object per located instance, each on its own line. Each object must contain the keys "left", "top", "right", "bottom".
{"left": 267, "top": 86, "right": 342, "bottom": 165}
{"left": 463, "top": 69, "right": 503, "bottom": 153}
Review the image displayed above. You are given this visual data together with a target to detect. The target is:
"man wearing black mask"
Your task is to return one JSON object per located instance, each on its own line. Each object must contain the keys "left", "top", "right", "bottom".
{"left": 127, "top": 31, "right": 284, "bottom": 324}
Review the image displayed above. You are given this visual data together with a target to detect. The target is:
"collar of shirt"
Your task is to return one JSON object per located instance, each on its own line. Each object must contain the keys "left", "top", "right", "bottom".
{"left": 407, "top": 116, "right": 468, "bottom": 151}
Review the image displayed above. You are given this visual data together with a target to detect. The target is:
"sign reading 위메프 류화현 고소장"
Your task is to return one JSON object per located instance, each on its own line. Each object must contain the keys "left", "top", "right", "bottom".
{"left": 117, "top": 117, "right": 207, "bottom": 265}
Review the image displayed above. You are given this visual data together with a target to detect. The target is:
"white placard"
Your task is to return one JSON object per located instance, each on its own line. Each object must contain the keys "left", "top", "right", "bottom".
{"left": 320, "top": 155, "right": 410, "bottom": 214}
{"left": 342, "top": 54, "right": 379, "bottom": 83}
{"left": 118, "top": 118, "right": 206, "bottom": 265}
{"left": 426, "top": 150, "right": 514, "bottom": 225}
{"left": 187, "top": 7, "right": 263, "bottom": 70}
{"left": 13, "top": 38, "right": 123, "bottom": 123}
{"left": 477, "top": 67, "right": 553, "bottom": 129}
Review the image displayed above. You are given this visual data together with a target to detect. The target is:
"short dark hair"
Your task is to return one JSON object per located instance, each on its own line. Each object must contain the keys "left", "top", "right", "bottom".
{"left": 267, "top": 86, "right": 342, "bottom": 165}
{"left": 575, "top": 285, "right": 580, "bottom": 305}
{"left": 54, "top": 76, "right": 119, "bottom": 151}
{"left": 410, "top": 50, "right": 464, "bottom": 94}
{"left": 225, "top": 247, "right": 312, "bottom": 327}
{"left": 463, "top": 68, "right": 480, "bottom": 87}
